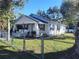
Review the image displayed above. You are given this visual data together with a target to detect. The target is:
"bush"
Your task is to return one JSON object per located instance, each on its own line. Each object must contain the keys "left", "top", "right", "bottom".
{"left": 43, "top": 33, "right": 48, "bottom": 37}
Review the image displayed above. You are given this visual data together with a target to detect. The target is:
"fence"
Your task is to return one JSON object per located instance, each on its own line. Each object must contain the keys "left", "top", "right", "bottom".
{"left": 0, "top": 31, "right": 75, "bottom": 59}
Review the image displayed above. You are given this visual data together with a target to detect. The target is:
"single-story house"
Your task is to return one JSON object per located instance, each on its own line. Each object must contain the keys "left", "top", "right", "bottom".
{"left": 66, "top": 24, "right": 75, "bottom": 33}
{"left": 12, "top": 14, "right": 66, "bottom": 38}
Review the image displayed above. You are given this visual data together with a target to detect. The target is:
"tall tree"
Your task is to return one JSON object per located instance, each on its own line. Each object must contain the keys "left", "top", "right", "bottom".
{"left": 37, "top": 10, "right": 46, "bottom": 17}
{"left": 60, "top": 0, "right": 79, "bottom": 25}
{"left": 61, "top": 0, "right": 79, "bottom": 56}
{"left": 0, "top": 0, "right": 28, "bottom": 51}
{"left": 47, "top": 6, "right": 63, "bottom": 21}
{"left": 0, "top": 0, "right": 26, "bottom": 41}
{"left": 37, "top": 10, "right": 43, "bottom": 16}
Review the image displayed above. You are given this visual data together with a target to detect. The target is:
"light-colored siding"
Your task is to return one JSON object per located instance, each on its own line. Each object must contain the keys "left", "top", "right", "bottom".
{"left": 15, "top": 16, "right": 37, "bottom": 24}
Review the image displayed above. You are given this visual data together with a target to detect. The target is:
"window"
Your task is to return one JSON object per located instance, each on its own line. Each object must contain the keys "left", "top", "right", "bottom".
{"left": 57, "top": 25, "right": 60, "bottom": 30}
{"left": 39, "top": 24, "right": 45, "bottom": 31}
{"left": 50, "top": 24, "right": 54, "bottom": 30}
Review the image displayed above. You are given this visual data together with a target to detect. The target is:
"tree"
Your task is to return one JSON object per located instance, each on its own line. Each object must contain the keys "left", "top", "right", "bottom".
{"left": 47, "top": 6, "right": 63, "bottom": 21}
{"left": 37, "top": 10, "right": 46, "bottom": 17}
{"left": 61, "top": 0, "right": 79, "bottom": 55}
{"left": 0, "top": 0, "right": 28, "bottom": 51}
{"left": 60, "top": 0, "right": 79, "bottom": 25}
{"left": 37, "top": 6, "right": 63, "bottom": 21}
{"left": 0, "top": 0, "right": 26, "bottom": 41}
{"left": 47, "top": 7, "right": 53, "bottom": 14}
{"left": 0, "top": 0, "right": 25, "bottom": 16}
{"left": 37, "top": 10, "right": 43, "bottom": 16}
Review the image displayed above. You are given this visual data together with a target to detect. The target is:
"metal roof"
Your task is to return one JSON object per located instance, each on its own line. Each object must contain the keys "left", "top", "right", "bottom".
{"left": 30, "top": 14, "right": 48, "bottom": 23}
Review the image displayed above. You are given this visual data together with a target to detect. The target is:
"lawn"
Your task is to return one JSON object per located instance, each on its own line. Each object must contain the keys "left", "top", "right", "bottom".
{"left": 13, "top": 38, "right": 75, "bottom": 54}
{"left": 0, "top": 33, "right": 76, "bottom": 59}
{"left": 0, "top": 33, "right": 75, "bottom": 54}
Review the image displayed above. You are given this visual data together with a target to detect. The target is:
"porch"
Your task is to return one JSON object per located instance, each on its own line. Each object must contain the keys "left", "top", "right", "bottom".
{"left": 12, "top": 23, "right": 46, "bottom": 38}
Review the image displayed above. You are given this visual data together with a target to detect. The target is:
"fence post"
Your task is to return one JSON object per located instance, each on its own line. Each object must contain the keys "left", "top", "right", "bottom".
{"left": 23, "top": 24, "right": 26, "bottom": 51}
{"left": 41, "top": 33, "right": 44, "bottom": 59}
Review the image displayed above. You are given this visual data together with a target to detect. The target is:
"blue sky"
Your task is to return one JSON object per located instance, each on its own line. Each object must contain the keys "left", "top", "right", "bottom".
{"left": 15, "top": 0, "right": 63, "bottom": 15}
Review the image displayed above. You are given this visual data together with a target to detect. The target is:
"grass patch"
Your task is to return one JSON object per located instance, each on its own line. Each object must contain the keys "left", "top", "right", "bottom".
{"left": 11, "top": 37, "right": 75, "bottom": 53}
{"left": 0, "top": 33, "right": 75, "bottom": 54}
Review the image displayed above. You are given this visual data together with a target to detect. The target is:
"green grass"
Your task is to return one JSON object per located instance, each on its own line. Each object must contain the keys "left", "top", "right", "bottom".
{"left": 0, "top": 33, "right": 75, "bottom": 54}
{"left": 4, "top": 39, "right": 74, "bottom": 53}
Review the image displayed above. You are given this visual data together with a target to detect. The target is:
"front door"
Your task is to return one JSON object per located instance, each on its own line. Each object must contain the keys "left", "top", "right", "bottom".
{"left": 29, "top": 24, "right": 34, "bottom": 36}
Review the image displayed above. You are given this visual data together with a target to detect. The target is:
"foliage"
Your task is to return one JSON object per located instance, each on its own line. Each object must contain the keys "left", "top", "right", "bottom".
{"left": 0, "top": 0, "right": 24, "bottom": 11}
{"left": 0, "top": 0, "right": 27, "bottom": 20}
{"left": 60, "top": 0, "right": 79, "bottom": 25}
{"left": 47, "top": 6, "right": 63, "bottom": 20}
{"left": 0, "top": 0, "right": 26, "bottom": 31}
{"left": 37, "top": 6, "right": 63, "bottom": 21}
{"left": 37, "top": 10, "right": 47, "bottom": 17}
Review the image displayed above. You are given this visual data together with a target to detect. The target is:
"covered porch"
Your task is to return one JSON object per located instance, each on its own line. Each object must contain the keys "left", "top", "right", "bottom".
{"left": 12, "top": 23, "right": 38, "bottom": 38}
{"left": 12, "top": 23, "right": 46, "bottom": 38}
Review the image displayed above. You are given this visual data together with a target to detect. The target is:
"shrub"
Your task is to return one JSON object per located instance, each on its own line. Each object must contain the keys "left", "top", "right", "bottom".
{"left": 43, "top": 33, "right": 48, "bottom": 37}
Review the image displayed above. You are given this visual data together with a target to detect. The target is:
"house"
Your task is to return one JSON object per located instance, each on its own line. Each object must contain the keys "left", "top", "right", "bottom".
{"left": 66, "top": 24, "right": 75, "bottom": 33}
{"left": 12, "top": 14, "right": 66, "bottom": 38}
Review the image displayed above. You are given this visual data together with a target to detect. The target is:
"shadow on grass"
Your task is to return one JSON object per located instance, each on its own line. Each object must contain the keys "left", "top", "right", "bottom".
{"left": 0, "top": 49, "right": 39, "bottom": 59}
{"left": 35, "top": 45, "right": 79, "bottom": 59}
{"left": 0, "top": 45, "right": 78, "bottom": 59}
{"left": 44, "top": 46, "right": 76, "bottom": 59}
{"left": 0, "top": 46, "right": 12, "bottom": 49}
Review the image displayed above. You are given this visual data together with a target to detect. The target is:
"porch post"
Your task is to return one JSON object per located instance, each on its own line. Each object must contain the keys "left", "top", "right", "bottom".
{"left": 35, "top": 23, "right": 39, "bottom": 37}
{"left": 29, "top": 24, "right": 32, "bottom": 36}
{"left": 7, "top": 19, "right": 11, "bottom": 41}
{"left": 54, "top": 24, "right": 57, "bottom": 36}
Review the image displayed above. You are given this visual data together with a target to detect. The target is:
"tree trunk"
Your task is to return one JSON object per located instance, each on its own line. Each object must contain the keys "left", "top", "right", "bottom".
{"left": 75, "top": 22, "right": 79, "bottom": 55}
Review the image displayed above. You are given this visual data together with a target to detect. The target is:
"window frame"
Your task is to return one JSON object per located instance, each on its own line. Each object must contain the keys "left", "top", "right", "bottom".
{"left": 38, "top": 24, "right": 45, "bottom": 31}
{"left": 57, "top": 24, "right": 60, "bottom": 30}
{"left": 50, "top": 24, "right": 55, "bottom": 30}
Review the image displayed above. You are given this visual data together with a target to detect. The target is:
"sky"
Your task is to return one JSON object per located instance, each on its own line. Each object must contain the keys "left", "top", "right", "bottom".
{"left": 15, "top": 0, "right": 63, "bottom": 16}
